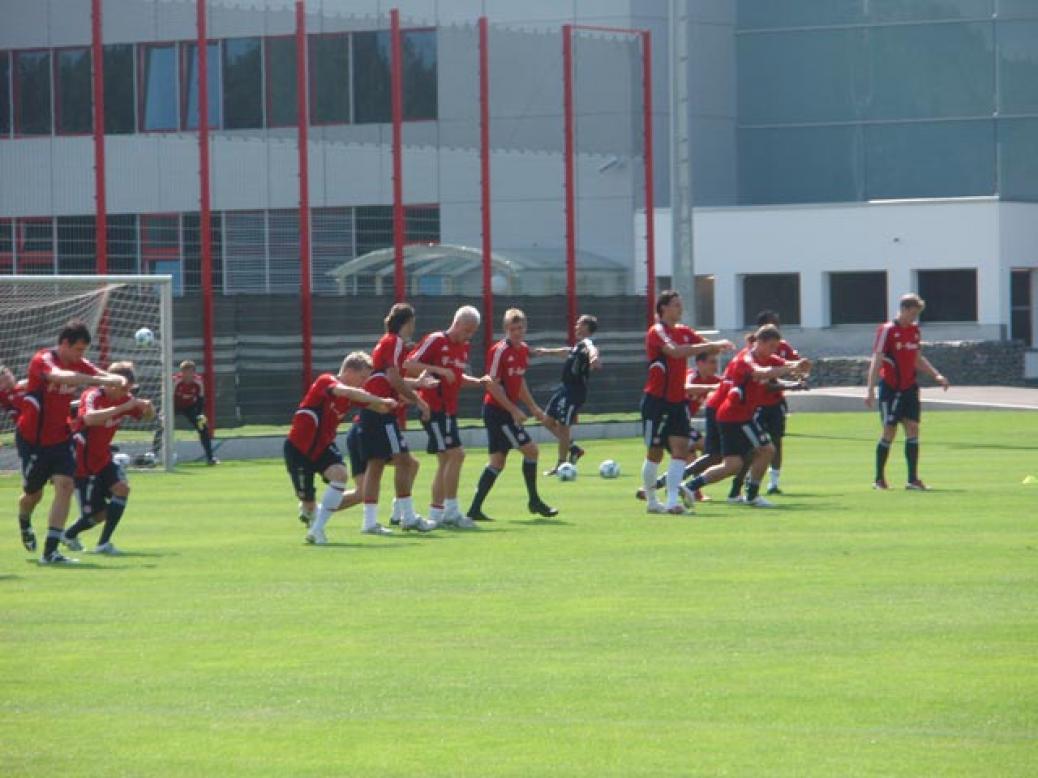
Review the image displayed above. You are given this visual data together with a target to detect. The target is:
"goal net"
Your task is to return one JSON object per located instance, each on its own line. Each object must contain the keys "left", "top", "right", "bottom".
{"left": 0, "top": 275, "right": 174, "bottom": 473}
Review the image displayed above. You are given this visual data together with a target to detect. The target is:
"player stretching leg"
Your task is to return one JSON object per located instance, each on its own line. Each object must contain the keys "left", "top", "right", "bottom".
{"left": 536, "top": 314, "right": 600, "bottom": 475}
{"left": 62, "top": 362, "right": 154, "bottom": 554}
{"left": 173, "top": 360, "right": 218, "bottom": 465}
{"left": 359, "top": 304, "right": 437, "bottom": 534}
{"left": 640, "top": 291, "right": 733, "bottom": 516}
{"left": 753, "top": 310, "right": 803, "bottom": 495}
{"left": 284, "top": 352, "right": 397, "bottom": 545}
{"left": 865, "top": 293, "right": 949, "bottom": 490}
{"left": 466, "top": 308, "right": 557, "bottom": 522}
{"left": 404, "top": 305, "right": 485, "bottom": 528}
{"left": 14, "top": 320, "right": 128, "bottom": 564}
{"left": 683, "top": 326, "right": 810, "bottom": 508}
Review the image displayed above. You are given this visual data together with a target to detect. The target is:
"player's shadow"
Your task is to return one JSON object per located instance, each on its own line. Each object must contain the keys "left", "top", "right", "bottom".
{"left": 107, "top": 550, "right": 177, "bottom": 558}
{"left": 24, "top": 559, "right": 106, "bottom": 570}
{"left": 513, "top": 517, "right": 572, "bottom": 526}
{"left": 0, "top": 574, "right": 21, "bottom": 581}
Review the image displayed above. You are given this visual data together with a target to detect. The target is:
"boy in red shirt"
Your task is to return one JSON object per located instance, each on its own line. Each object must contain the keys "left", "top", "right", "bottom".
{"left": 865, "top": 293, "right": 949, "bottom": 489}
{"left": 62, "top": 362, "right": 154, "bottom": 555}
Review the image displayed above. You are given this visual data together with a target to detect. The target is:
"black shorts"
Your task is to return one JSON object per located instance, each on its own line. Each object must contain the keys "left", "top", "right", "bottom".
{"left": 16, "top": 433, "right": 75, "bottom": 494}
{"left": 640, "top": 394, "right": 691, "bottom": 449}
{"left": 703, "top": 407, "right": 721, "bottom": 457}
{"left": 719, "top": 419, "right": 771, "bottom": 459}
{"left": 177, "top": 400, "right": 206, "bottom": 430}
{"left": 345, "top": 424, "right": 366, "bottom": 477}
{"left": 358, "top": 408, "right": 409, "bottom": 463}
{"left": 75, "top": 461, "right": 125, "bottom": 518}
{"left": 688, "top": 427, "right": 703, "bottom": 445}
{"left": 755, "top": 403, "right": 787, "bottom": 440}
{"left": 483, "top": 403, "right": 532, "bottom": 454}
{"left": 283, "top": 440, "right": 343, "bottom": 502}
{"left": 423, "top": 412, "right": 462, "bottom": 454}
{"left": 879, "top": 383, "right": 921, "bottom": 425}
{"left": 545, "top": 387, "right": 583, "bottom": 427}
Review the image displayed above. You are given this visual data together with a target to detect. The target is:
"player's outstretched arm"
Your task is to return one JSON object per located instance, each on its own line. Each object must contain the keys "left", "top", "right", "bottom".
{"left": 82, "top": 397, "right": 145, "bottom": 427}
{"left": 460, "top": 373, "right": 485, "bottom": 389}
{"left": 403, "top": 355, "right": 456, "bottom": 384}
{"left": 530, "top": 346, "right": 569, "bottom": 358}
{"left": 332, "top": 383, "right": 396, "bottom": 413}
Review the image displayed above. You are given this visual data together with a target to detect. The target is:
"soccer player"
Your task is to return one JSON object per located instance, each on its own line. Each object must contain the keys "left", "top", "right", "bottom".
{"left": 641, "top": 290, "right": 734, "bottom": 515}
{"left": 403, "top": 305, "right": 486, "bottom": 528}
{"left": 754, "top": 310, "right": 802, "bottom": 495}
{"left": 865, "top": 293, "right": 950, "bottom": 490}
{"left": 173, "top": 360, "right": 217, "bottom": 465}
{"left": 535, "top": 314, "right": 600, "bottom": 476}
{"left": 466, "top": 308, "right": 558, "bottom": 522}
{"left": 285, "top": 352, "right": 398, "bottom": 545}
{"left": 61, "top": 362, "right": 154, "bottom": 555}
{"left": 683, "top": 325, "right": 810, "bottom": 508}
{"left": 14, "top": 320, "right": 128, "bottom": 564}
{"left": 359, "top": 303, "right": 437, "bottom": 534}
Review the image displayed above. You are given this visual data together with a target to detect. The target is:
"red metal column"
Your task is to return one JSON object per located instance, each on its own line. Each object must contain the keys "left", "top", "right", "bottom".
{"left": 296, "top": 0, "right": 313, "bottom": 389}
{"left": 641, "top": 30, "right": 656, "bottom": 326}
{"left": 91, "top": 0, "right": 107, "bottom": 275}
{"left": 479, "top": 17, "right": 494, "bottom": 364}
{"left": 390, "top": 8, "right": 405, "bottom": 301}
{"left": 197, "top": 0, "right": 216, "bottom": 430}
{"left": 562, "top": 24, "right": 576, "bottom": 345}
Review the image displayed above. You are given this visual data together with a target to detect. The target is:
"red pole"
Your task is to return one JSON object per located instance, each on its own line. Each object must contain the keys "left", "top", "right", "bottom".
{"left": 562, "top": 24, "right": 576, "bottom": 345}
{"left": 641, "top": 30, "right": 656, "bottom": 327}
{"left": 296, "top": 0, "right": 313, "bottom": 389}
{"left": 479, "top": 17, "right": 494, "bottom": 365}
{"left": 91, "top": 0, "right": 110, "bottom": 364}
{"left": 197, "top": 0, "right": 216, "bottom": 430}
{"left": 390, "top": 8, "right": 405, "bottom": 302}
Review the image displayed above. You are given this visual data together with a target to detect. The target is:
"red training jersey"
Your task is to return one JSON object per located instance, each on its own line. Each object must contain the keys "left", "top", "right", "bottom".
{"left": 686, "top": 368, "right": 722, "bottom": 417}
{"left": 363, "top": 333, "right": 407, "bottom": 401}
{"left": 760, "top": 339, "right": 800, "bottom": 407}
{"left": 484, "top": 339, "right": 529, "bottom": 409}
{"left": 409, "top": 331, "right": 470, "bottom": 415}
{"left": 705, "top": 347, "right": 749, "bottom": 412}
{"left": 173, "top": 372, "right": 205, "bottom": 410}
{"left": 644, "top": 322, "right": 706, "bottom": 403}
{"left": 1, "top": 384, "right": 25, "bottom": 423}
{"left": 17, "top": 348, "right": 101, "bottom": 447}
{"left": 287, "top": 373, "right": 362, "bottom": 461}
{"left": 74, "top": 387, "right": 143, "bottom": 476}
{"left": 717, "top": 350, "right": 786, "bottom": 424}
{"left": 874, "top": 320, "right": 921, "bottom": 391}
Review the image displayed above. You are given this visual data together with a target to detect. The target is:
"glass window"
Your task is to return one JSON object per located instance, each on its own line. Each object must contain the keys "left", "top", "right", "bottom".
{"left": 998, "top": 20, "right": 1038, "bottom": 114}
{"left": 1, "top": 52, "right": 11, "bottom": 136}
{"left": 1010, "top": 270, "right": 1032, "bottom": 346}
{"left": 405, "top": 205, "right": 440, "bottom": 244}
{"left": 265, "top": 36, "right": 297, "bottom": 127}
{"left": 353, "top": 31, "right": 390, "bottom": 124}
{"left": 139, "top": 43, "right": 178, "bottom": 131}
{"left": 182, "top": 212, "right": 223, "bottom": 293}
{"left": 999, "top": 0, "right": 1038, "bottom": 17}
{"left": 695, "top": 275, "right": 715, "bottom": 329}
{"left": 738, "top": 125, "right": 864, "bottom": 204}
{"left": 355, "top": 205, "right": 394, "bottom": 255}
{"left": 14, "top": 50, "right": 52, "bottom": 135}
{"left": 737, "top": 0, "right": 864, "bottom": 29}
{"left": 0, "top": 219, "right": 13, "bottom": 273}
{"left": 917, "top": 269, "right": 978, "bottom": 321}
{"left": 16, "top": 218, "right": 54, "bottom": 273}
{"left": 865, "top": 120, "right": 996, "bottom": 199}
{"left": 182, "top": 41, "right": 221, "bottom": 130}
{"left": 999, "top": 118, "right": 1038, "bottom": 201}
{"left": 829, "top": 271, "right": 887, "bottom": 324}
{"left": 103, "top": 44, "right": 135, "bottom": 134}
{"left": 107, "top": 214, "right": 139, "bottom": 275}
{"left": 56, "top": 216, "right": 96, "bottom": 274}
{"left": 55, "top": 48, "right": 92, "bottom": 135}
{"left": 402, "top": 30, "right": 437, "bottom": 120}
{"left": 222, "top": 37, "right": 263, "bottom": 129}
{"left": 868, "top": 23, "right": 995, "bottom": 120}
{"left": 309, "top": 34, "right": 350, "bottom": 124}
{"left": 743, "top": 273, "right": 800, "bottom": 326}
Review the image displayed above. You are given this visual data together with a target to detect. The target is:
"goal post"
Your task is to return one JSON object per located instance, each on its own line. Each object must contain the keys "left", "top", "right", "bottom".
{"left": 0, "top": 275, "right": 175, "bottom": 473}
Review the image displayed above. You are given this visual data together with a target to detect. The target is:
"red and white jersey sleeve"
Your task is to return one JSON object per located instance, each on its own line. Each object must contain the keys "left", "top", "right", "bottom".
{"left": 17, "top": 348, "right": 101, "bottom": 447}
{"left": 363, "top": 333, "right": 406, "bottom": 400}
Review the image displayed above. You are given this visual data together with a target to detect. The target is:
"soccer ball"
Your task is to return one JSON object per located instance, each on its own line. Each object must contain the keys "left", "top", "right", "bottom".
{"left": 557, "top": 462, "right": 578, "bottom": 481}
{"left": 134, "top": 327, "right": 155, "bottom": 347}
{"left": 599, "top": 459, "right": 621, "bottom": 479}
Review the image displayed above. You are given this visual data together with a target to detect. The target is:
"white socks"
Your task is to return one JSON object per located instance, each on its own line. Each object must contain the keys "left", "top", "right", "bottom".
{"left": 665, "top": 459, "right": 685, "bottom": 508}
{"left": 311, "top": 482, "right": 345, "bottom": 532}
{"left": 429, "top": 505, "right": 444, "bottom": 523}
{"left": 397, "top": 496, "right": 415, "bottom": 520}
{"left": 641, "top": 459, "right": 659, "bottom": 499}
{"left": 362, "top": 503, "right": 379, "bottom": 530}
{"left": 444, "top": 497, "right": 459, "bottom": 515}
{"left": 769, "top": 468, "right": 780, "bottom": 489}
{"left": 391, "top": 498, "right": 401, "bottom": 522}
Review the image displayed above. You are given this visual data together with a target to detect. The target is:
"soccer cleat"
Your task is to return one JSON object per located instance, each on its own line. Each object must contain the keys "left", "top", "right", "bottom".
{"left": 455, "top": 515, "right": 477, "bottom": 529}
{"left": 528, "top": 500, "right": 559, "bottom": 518}
{"left": 90, "top": 542, "right": 122, "bottom": 555}
{"left": 20, "top": 524, "right": 37, "bottom": 552}
{"left": 440, "top": 508, "right": 465, "bottom": 526}
{"left": 543, "top": 464, "right": 562, "bottom": 477}
{"left": 61, "top": 533, "right": 84, "bottom": 552}
{"left": 305, "top": 527, "right": 327, "bottom": 545}
{"left": 905, "top": 480, "right": 930, "bottom": 491}
{"left": 635, "top": 487, "right": 648, "bottom": 501}
{"left": 389, "top": 515, "right": 401, "bottom": 526}
{"left": 361, "top": 523, "right": 393, "bottom": 536}
{"left": 766, "top": 486, "right": 783, "bottom": 495}
{"left": 646, "top": 501, "right": 668, "bottom": 515}
{"left": 466, "top": 510, "right": 494, "bottom": 523}
{"left": 402, "top": 514, "right": 436, "bottom": 533}
{"left": 695, "top": 490, "right": 711, "bottom": 503}
{"left": 726, "top": 495, "right": 745, "bottom": 505}
{"left": 666, "top": 504, "right": 690, "bottom": 516}
{"left": 39, "top": 550, "right": 78, "bottom": 565}
{"left": 206, "top": 458, "right": 220, "bottom": 466}
{"left": 746, "top": 496, "right": 775, "bottom": 508}
{"left": 568, "top": 446, "right": 586, "bottom": 465}
{"left": 679, "top": 485, "right": 696, "bottom": 509}
{"left": 873, "top": 479, "right": 890, "bottom": 490}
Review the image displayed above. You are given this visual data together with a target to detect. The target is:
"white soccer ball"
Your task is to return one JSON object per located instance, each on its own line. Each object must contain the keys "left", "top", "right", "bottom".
{"left": 113, "top": 452, "right": 131, "bottom": 468}
{"left": 557, "top": 462, "right": 578, "bottom": 481}
{"left": 598, "top": 459, "right": 621, "bottom": 479}
{"left": 134, "top": 327, "right": 155, "bottom": 347}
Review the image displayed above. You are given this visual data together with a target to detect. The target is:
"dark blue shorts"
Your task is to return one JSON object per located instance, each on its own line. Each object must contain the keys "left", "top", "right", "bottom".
{"left": 879, "top": 383, "right": 920, "bottom": 425}
{"left": 358, "top": 408, "right": 409, "bottom": 463}
{"left": 545, "top": 387, "right": 582, "bottom": 427}
{"left": 345, "top": 424, "right": 366, "bottom": 477}
{"left": 640, "top": 394, "right": 691, "bottom": 449}
{"left": 483, "top": 404, "right": 532, "bottom": 454}
{"left": 755, "top": 403, "right": 788, "bottom": 440}
{"left": 422, "top": 412, "right": 461, "bottom": 454}
{"left": 75, "top": 461, "right": 125, "bottom": 517}
{"left": 16, "top": 433, "right": 75, "bottom": 494}
{"left": 719, "top": 419, "right": 771, "bottom": 459}
{"left": 703, "top": 407, "right": 721, "bottom": 457}
{"left": 283, "top": 439, "right": 343, "bottom": 502}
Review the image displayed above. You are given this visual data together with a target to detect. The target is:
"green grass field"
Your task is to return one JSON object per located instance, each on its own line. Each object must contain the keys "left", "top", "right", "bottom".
{"left": 2, "top": 411, "right": 1036, "bottom": 777}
